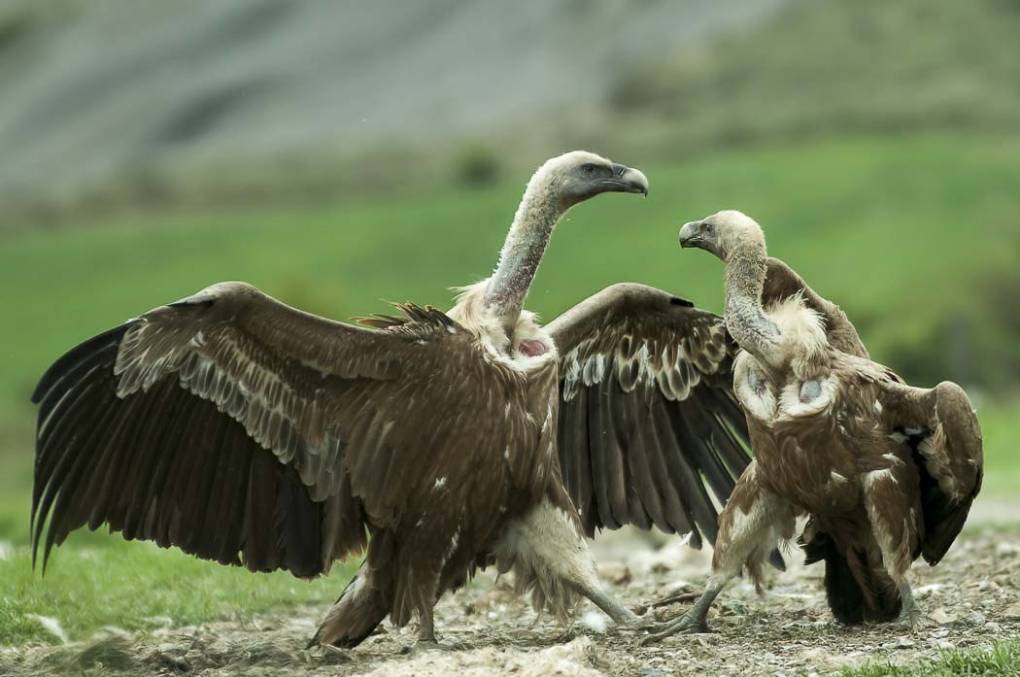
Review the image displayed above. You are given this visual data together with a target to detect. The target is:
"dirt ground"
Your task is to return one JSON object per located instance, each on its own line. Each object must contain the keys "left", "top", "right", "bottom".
{"left": 3, "top": 528, "right": 1018, "bottom": 676}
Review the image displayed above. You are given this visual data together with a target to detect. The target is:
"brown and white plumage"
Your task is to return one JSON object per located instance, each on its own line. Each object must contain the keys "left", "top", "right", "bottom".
{"left": 32, "top": 153, "right": 755, "bottom": 650}
{"left": 33, "top": 285, "right": 555, "bottom": 633}
{"left": 549, "top": 283, "right": 752, "bottom": 546}
{"left": 642, "top": 210, "right": 983, "bottom": 641}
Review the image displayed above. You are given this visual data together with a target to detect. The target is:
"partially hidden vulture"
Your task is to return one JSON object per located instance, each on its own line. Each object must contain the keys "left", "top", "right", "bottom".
{"left": 31, "top": 153, "right": 753, "bottom": 650}
{"left": 641, "top": 210, "right": 983, "bottom": 643}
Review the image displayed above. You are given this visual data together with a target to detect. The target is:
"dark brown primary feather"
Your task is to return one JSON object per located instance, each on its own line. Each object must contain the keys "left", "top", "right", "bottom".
{"left": 547, "top": 283, "right": 752, "bottom": 546}
{"left": 31, "top": 282, "right": 534, "bottom": 582}
{"left": 31, "top": 321, "right": 365, "bottom": 576}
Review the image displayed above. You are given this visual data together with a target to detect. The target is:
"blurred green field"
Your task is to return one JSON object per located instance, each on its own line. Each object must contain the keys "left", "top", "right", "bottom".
{"left": 1, "top": 132, "right": 1018, "bottom": 645}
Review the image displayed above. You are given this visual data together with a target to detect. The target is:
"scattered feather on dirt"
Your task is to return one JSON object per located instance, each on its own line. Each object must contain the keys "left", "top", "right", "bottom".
{"left": 24, "top": 616, "right": 67, "bottom": 645}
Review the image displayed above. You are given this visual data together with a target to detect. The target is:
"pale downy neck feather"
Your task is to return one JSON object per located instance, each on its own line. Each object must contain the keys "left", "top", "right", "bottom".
{"left": 449, "top": 281, "right": 554, "bottom": 368}
{"left": 724, "top": 229, "right": 827, "bottom": 377}
{"left": 483, "top": 165, "right": 563, "bottom": 336}
{"left": 765, "top": 293, "right": 828, "bottom": 379}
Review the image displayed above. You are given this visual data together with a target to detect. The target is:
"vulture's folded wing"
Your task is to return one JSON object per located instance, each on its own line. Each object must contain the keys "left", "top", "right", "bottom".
{"left": 546, "top": 283, "right": 751, "bottom": 548}
{"left": 878, "top": 380, "right": 983, "bottom": 565}
{"left": 763, "top": 257, "right": 868, "bottom": 358}
{"left": 31, "top": 282, "right": 504, "bottom": 576}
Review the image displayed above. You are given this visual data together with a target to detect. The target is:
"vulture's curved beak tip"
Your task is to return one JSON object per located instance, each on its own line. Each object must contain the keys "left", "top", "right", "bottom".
{"left": 611, "top": 164, "right": 649, "bottom": 196}
{"left": 628, "top": 168, "right": 650, "bottom": 197}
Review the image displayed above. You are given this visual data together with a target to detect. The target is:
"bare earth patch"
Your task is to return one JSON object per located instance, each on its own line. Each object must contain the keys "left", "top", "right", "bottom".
{"left": 3, "top": 529, "right": 1018, "bottom": 676}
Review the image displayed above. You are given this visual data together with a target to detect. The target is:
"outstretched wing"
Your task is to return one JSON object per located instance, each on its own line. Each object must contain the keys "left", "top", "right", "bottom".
{"left": 878, "top": 380, "right": 983, "bottom": 564}
{"left": 547, "top": 283, "right": 751, "bottom": 548}
{"left": 32, "top": 282, "right": 517, "bottom": 576}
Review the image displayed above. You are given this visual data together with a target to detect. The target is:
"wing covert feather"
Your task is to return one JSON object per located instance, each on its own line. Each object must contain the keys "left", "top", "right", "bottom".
{"left": 549, "top": 283, "right": 753, "bottom": 545}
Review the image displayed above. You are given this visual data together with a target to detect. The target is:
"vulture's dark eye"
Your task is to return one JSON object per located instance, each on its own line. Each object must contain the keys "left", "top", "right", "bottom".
{"left": 704, "top": 222, "right": 715, "bottom": 234}
{"left": 581, "top": 163, "right": 598, "bottom": 176}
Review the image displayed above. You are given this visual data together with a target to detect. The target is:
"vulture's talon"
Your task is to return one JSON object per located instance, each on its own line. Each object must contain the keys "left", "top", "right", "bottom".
{"left": 625, "top": 613, "right": 663, "bottom": 633}
{"left": 553, "top": 626, "right": 578, "bottom": 642}
{"left": 408, "top": 639, "right": 471, "bottom": 653}
{"left": 637, "top": 614, "right": 710, "bottom": 645}
{"left": 897, "top": 608, "right": 926, "bottom": 633}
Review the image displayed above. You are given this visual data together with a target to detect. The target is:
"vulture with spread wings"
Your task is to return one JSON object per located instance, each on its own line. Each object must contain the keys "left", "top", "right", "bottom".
{"left": 640, "top": 211, "right": 983, "bottom": 643}
{"left": 32, "top": 152, "right": 753, "bottom": 650}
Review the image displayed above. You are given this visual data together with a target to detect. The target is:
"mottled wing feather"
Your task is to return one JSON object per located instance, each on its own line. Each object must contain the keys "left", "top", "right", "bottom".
{"left": 877, "top": 380, "right": 983, "bottom": 565}
{"left": 547, "top": 283, "right": 752, "bottom": 545}
{"left": 31, "top": 282, "right": 515, "bottom": 575}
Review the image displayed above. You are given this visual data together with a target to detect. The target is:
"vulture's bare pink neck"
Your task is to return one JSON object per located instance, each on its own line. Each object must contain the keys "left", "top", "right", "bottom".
{"left": 484, "top": 180, "right": 562, "bottom": 334}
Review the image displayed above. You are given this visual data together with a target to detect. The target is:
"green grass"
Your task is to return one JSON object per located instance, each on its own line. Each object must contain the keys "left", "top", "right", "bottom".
{"left": 0, "top": 539, "right": 356, "bottom": 646}
{"left": 1, "top": 131, "right": 1018, "bottom": 646}
{"left": 1, "top": 132, "right": 1018, "bottom": 419}
{"left": 843, "top": 640, "right": 1020, "bottom": 676}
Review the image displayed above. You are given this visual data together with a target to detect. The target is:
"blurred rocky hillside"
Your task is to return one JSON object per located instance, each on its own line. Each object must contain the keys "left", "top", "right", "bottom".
{"left": 0, "top": 0, "right": 783, "bottom": 220}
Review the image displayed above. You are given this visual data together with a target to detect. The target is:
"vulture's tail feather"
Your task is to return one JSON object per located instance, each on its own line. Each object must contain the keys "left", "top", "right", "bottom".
{"left": 802, "top": 532, "right": 901, "bottom": 625}
{"left": 309, "top": 572, "right": 388, "bottom": 649}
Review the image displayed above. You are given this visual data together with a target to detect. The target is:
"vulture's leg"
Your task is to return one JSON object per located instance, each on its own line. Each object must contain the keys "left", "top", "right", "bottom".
{"left": 495, "top": 498, "right": 639, "bottom": 628}
{"left": 402, "top": 605, "right": 472, "bottom": 653}
{"left": 639, "top": 465, "right": 795, "bottom": 644}
{"left": 417, "top": 605, "right": 438, "bottom": 644}
{"left": 638, "top": 580, "right": 726, "bottom": 643}
{"left": 861, "top": 464, "right": 922, "bottom": 627}
{"left": 532, "top": 499, "right": 639, "bottom": 625}
{"left": 309, "top": 571, "right": 389, "bottom": 649}
{"left": 570, "top": 576, "right": 640, "bottom": 625}
{"left": 896, "top": 579, "right": 923, "bottom": 629}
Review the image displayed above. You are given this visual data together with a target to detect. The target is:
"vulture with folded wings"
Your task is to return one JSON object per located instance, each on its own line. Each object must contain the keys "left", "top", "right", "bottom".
{"left": 32, "top": 152, "right": 753, "bottom": 650}
{"left": 641, "top": 210, "right": 983, "bottom": 643}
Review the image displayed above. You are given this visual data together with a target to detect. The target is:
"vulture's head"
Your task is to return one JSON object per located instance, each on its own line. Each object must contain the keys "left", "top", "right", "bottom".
{"left": 533, "top": 151, "right": 649, "bottom": 209}
{"left": 678, "top": 210, "right": 765, "bottom": 261}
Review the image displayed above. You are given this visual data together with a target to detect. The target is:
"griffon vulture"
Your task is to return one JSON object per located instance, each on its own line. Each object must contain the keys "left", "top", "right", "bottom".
{"left": 31, "top": 153, "right": 754, "bottom": 650}
{"left": 641, "top": 210, "right": 983, "bottom": 642}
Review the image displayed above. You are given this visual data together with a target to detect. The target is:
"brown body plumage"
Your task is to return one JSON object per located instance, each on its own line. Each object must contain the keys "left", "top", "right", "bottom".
{"left": 642, "top": 211, "right": 983, "bottom": 641}
{"left": 32, "top": 154, "right": 756, "bottom": 649}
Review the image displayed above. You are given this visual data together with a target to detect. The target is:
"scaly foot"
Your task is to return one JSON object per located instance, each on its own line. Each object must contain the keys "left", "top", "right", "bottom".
{"left": 894, "top": 581, "right": 925, "bottom": 632}
{"left": 897, "top": 606, "right": 926, "bottom": 632}
{"left": 400, "top": 638, "right": 472, "bottom": 655}
{"left": 638, "top": 612, "right": 711, "bottom": 645}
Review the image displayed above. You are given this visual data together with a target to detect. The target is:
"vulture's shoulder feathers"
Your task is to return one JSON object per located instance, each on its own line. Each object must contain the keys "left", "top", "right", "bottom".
{"left": 764, "top": 257, "right": 867, "bottom": 358}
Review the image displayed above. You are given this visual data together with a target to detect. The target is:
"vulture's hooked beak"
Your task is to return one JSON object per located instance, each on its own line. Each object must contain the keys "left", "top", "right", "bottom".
{"left": 678, "top": 220, "right": 702, "bottom": 248}
{"left": 608, "top": 164, "right": 649, "bottom": 196}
